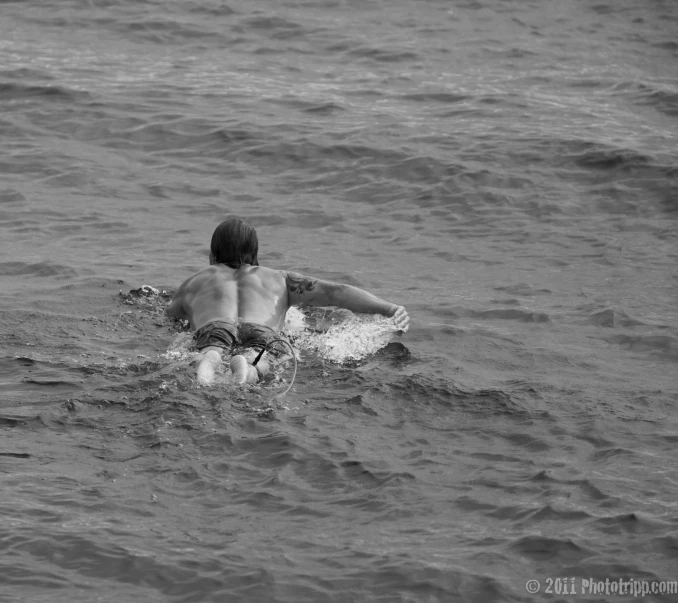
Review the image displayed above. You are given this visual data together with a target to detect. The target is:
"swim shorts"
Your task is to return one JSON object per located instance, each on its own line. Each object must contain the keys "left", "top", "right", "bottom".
{"left": 194, "top": 320, "right": 238, "bottom": 351}
{"left": 194, "top": 320, "right": 289, "bottom": 356}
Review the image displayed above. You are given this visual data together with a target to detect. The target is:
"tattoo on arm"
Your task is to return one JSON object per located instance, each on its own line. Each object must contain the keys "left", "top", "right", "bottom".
{"left": 286, "top": 274, "right": 317, "bottom": 295}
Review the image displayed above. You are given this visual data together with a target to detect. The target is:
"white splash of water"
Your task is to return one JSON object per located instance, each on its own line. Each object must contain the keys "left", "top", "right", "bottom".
{"left": 291, "top": 312, "right": 396, "bottom": 363}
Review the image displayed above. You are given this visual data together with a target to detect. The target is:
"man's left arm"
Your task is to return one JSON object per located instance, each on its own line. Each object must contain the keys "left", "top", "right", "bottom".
{"left": 285, "top": 271, "right": 409, "bottom": 331}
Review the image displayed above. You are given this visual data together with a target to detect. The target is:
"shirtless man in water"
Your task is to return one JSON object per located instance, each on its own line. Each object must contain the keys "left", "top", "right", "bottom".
{"left": 166, "top": 218, "right": 410, "bottom": 385}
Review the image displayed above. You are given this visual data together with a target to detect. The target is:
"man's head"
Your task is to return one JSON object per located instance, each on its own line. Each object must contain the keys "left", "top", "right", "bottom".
{"left": 210, "top": 218, "right": 259, "bottom": 268}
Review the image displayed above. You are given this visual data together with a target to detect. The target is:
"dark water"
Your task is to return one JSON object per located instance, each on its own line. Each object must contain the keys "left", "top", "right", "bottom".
{"left": 1, "top": 0, "right": 677, "bottom": 601}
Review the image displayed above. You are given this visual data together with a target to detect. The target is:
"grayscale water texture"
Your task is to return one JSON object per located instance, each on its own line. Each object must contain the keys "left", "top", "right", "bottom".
{"left": 0, "top": 0, "right": 677, "bottom": 601}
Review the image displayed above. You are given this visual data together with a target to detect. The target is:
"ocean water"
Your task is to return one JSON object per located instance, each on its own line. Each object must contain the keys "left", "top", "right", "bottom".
{"left": 1, "top": 0, "right": 677, "bottom": 601}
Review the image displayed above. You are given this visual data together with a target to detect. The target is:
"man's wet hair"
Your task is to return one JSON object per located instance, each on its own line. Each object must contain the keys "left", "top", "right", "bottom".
{"left": 210, "top": 218, "right": 259, "bottom": 268}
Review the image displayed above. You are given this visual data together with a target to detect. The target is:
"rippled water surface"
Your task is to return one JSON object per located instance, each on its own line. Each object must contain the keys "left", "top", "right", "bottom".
{"left": 1, "top": 1, "right": 677, "bottom": 601}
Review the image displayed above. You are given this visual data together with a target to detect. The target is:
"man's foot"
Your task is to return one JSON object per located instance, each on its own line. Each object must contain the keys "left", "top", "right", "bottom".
{"left": 230, "top": 355, "right": 259, "bottom": 384}
{"left": 196, "top": 349, "right": 222, "bottom": 386}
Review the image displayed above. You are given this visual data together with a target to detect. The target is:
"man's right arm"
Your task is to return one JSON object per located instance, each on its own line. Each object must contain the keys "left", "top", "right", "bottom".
{"left": 284, "top": 271, "right": 409, "bottom": 331}
{"left": 165, "top": 282, "right": 187, "bottom": 318}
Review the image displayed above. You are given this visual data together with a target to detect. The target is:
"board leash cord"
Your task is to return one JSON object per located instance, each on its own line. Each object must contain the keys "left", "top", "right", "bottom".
{"left": 252, "top": 338, "right": 297, "bottom": 397}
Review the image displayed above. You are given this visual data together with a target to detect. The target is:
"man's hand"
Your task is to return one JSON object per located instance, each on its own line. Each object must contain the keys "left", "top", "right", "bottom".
{"left": 390, "top": 305, "right": 410, "bottom": 333}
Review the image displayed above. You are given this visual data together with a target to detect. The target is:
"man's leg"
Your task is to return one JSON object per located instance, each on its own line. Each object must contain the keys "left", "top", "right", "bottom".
{"left": 196, "top": 346, "right": 222, "bottom": 386}
{"left": 230, "top": 354, "right": 270, "bottom": 384}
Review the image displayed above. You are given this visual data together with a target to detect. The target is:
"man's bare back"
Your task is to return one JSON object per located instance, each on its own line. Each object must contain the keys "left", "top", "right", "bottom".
{"left": 167, "top": 263, "right": 409, "bottom": 331}
{"left": 166, "top": 264, "right": 289, "bottom": 331}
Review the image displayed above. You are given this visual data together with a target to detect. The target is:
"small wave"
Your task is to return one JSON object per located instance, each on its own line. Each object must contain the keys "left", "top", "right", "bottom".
{"left": 438, "top": 305, "right": 550, "bottom": 323}
{"left": 590, "top": 447, "right": 635, "bottom": 461}
{"left": 263, "top": 98, "right": 346, "bottom": 116}
{"left": 0, "top": 82, "right": 90, "bottom": 103}
{"left": 0, "top": 416, "right": 29, "bottom": 428}
{"left": 522, "top": 137, "right": 659, "bottom": 174}
{"left": 346, "top": 46, "right": 419, "bottom": 63}
{"left": 642, "top": 88, "right": 678, "bottom": 117}
{"left": 525, "top": 471, "right": 611, "bottom": 501}
{"left": 517, "top": 504, "right": 593, "bottom": 523}
{"left": 7, "top": 532, "right": 226, "bottom": 596}
{"left": 590, "top": 3, "right": 613, "bottom": 15}
{"left": 0, "top": 189, "right": 26, "bottom": 204}
{"left": 185, "top": 2, "right": 235, "bottom": 17}
{"left": 302, "top": 102, "right": 345, "bottom": 115}
{"left": 385, "top": 374, "right": 531, "bottom": 418}
{"left": 0, "top": 357, "right": 84, "bottom": 396}
{"left": 477, "top": 94, "right": 529, "bottom": 109}
{"left": 473, "top": 309, "right": 549, "bottom": 323}
{"left": 494, "top": 284, "right": 552, "bottom": 297}
{"left": 649, "top": 534, "right": 678, "bottom": 559}
{"left": 610, "top": 80, "right": 678, "bottom": 117}
{"left": 116, "top": 17, "right": 226, "bottom": 44}
{"left": 573, "top": 145, "right": 653, "bottom": 171}
{"left": 242, "top": 15, "right": 304, "bottom": 33}
{"left": 509, "top": 535, "right": 590, "bottom": 562}
{"left": 0, "top": 68, "right": 55, "bottom": 81}
{"left": 98, "top": 120, "right": 264, "bottom": 157}
{"left": 653, "top": 40, "right": 678, "bottom": 52}
{"left": 399, "top": 92, "right": 469, "bottom": 104}
{"left": 588, "top": 308, "right": 648, "bottom": 328}
{"left": 607, "top": 333, "right": 678, "bottom": 361}
{"left": 591, "top": 512, "right": 670, "bottom": 535}
{"left": 0, "top": 261, "right": 78, "bottom": 279}
{"left": 342, "top": 394, "right": 379, "bottom": 417}
{"left": 339, "top": 459, "right": 415, "bottom": 487}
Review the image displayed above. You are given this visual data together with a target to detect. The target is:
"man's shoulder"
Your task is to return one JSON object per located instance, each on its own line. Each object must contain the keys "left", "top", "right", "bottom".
{"left": 185, "top": 264, "right": 219, "bottom": 282}
{"left": 254, "top": 265, "right": 285, "bottom": 277}
{"left": 176, "top": 265, "right": 220, "bottom": 292}
{"left": 248, "top": 265, "right": 286, "bottom": 284}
